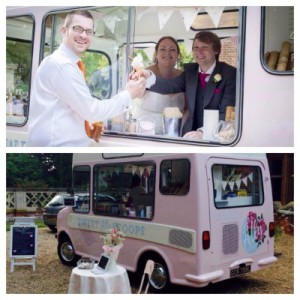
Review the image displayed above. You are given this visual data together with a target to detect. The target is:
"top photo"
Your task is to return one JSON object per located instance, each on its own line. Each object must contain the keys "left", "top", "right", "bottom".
{"left": 6, "top": 6, "right": 294, "bottom": 147}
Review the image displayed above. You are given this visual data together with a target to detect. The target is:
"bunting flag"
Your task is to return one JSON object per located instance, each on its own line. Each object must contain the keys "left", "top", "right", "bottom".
{"left": 242, "top": 176, "right": 248, "bottom": 187}
{"left": 248, "top": 172, "right": 253, "bottom": 182}
{"left": 139, "top": 167, "right": 143, "bottom": 176}
{"left": 215, "top": 173, "right": 253, "bottom": 191}
{"left": 143, "top": 47, "right": 155, "bottom": 63}
{"left": 136, "top": 7, "right": 154, "bottom": 21}
{"left": 228, "top": 181, "right": 235, "bottom": 192}
{"left": 103, "top": 16, "right": 118, "bottom": 33}
{"left": 103, "top": 6, "right": 226, "bottom": 36}
{"left": 157, "top": 7, "right": 174, "bottom": 30}
{"left": 222, "top": 181, "right": 228, "bottom": 190}
{"left": 132, "top": 165, "right": 137, "bottom": 175}
{"left": 179, "top": 7, "right": 200, "bottom": 31}
{"left": 204, "top": 6, "right": 225, "bottom": 28}
{"left": 184, "top": 38, "right": 194, "bottom": 54}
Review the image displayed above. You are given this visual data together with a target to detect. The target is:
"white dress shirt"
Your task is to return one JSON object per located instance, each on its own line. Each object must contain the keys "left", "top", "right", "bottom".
{"left": 198, "top": 61, "right": 216, "bottom": 82}
{"left": 27, "top": 43, "right": 132, "bottom": 146}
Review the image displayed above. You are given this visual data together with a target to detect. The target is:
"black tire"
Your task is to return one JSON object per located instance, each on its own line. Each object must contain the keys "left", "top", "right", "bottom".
{"left": 57, "top": 235, "right": 80, "bottom": 266}
{"left": 138, "top": 253, "right": 171, "bottom": 293}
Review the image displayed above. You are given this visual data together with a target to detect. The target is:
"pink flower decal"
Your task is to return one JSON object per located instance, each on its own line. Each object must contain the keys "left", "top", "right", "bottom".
{"left": 246, "top": 212, "right": 267, "bottom": 247}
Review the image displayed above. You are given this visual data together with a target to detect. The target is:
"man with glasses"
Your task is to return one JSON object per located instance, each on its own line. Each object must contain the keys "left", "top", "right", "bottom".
{"left": 27, "top": 10, "right": 149, "bottom": 146}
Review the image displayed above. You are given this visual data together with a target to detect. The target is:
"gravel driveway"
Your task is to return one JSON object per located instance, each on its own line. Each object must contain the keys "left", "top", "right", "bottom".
{"left": 6, "top": 228, "right": 294, "bottom": 294}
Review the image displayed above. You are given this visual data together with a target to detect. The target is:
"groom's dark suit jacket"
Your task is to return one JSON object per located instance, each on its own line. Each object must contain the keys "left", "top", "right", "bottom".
{"left": 149, "top": 61, "right": 236, "bottom": 136}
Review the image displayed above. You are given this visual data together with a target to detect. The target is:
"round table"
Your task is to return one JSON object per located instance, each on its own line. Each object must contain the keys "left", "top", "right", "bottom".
{"left": 68, "top": 265, "right": 131, "bottom": 294}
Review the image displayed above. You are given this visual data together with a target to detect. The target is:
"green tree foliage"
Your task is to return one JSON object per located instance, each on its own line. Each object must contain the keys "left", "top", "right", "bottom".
{"left": 6, "top": 40, "right": 32, "bottom": 92}
{"left": 6, "top": 154, "right": 73, "bottom": 188}
{"left": 178, "top": 42, "right": 195, "bottom": 69}
{"left": 82, "top": 52, "right": 110, "bottom": 81}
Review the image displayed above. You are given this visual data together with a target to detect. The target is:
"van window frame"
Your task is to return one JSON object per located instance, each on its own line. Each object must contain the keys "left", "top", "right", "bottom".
{"left": 211, "top": 163, "right": 265, "bottom": 209}
{"left": 159, "top": 158, "right": 190, "bottom": 196}
{"left": 72, "top": 165, "right": 91, "bottom": 214}
{"left": 6, "top": 14, "right": 35, "bottom": 127}
{"left": 92, "top": 160, "right": 156, "bottom": 220}
{"left": 103, "top": 6, "right": 246, "bottom": 147}
{"left": 260, "top": 6, "right": 294, "bottom": 75}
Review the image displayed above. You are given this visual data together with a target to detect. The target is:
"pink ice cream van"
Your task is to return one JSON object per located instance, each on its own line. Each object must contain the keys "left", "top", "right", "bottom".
{"left": 56, "top": 153, "right": 277, "bottom": 292}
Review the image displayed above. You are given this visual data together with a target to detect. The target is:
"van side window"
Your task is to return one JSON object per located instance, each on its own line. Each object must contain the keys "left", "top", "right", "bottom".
{"left": 6, "top": 15, "right": 33, "bottom": 126}
{"left": 93, "top": 161, "right": 155, "bottom": 219}
{"left": 263, "top": 7, "right": 294, "bottom": 73}
{"left": 73, "top": 165, "right": 90, "bottom": 213}
{"left": 212, "top": 164, "right": 264, "bottom": 208}
{"left": 160, "top": 159, "right": 190, "bottom": 195}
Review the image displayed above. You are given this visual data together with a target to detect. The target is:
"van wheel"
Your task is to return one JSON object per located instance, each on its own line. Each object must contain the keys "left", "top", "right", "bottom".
{"left": 138, "top": 254, "right": 170, "bottom": 293}
{"left": 57, "top": 235, "right": 80, "bottom": 266}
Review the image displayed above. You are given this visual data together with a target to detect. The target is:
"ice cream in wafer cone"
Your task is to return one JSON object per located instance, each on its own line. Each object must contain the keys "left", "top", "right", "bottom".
{"left": 131, "top": 53, "right": 144, "bottom": 79}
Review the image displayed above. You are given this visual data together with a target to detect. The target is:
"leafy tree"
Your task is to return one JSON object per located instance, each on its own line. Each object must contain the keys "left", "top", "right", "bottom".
{"left": 6, "top": 154, "right": 73, "bottom": 189}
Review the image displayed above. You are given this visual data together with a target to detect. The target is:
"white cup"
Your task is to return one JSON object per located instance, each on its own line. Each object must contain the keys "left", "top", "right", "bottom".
{"left": 146, "top": 206, "right": 152, "bottom": 218}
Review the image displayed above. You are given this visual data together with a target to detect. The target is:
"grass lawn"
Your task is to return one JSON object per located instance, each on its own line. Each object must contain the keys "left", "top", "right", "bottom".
{"left": 6, "top": 219, "right": 46, "bottom": 231}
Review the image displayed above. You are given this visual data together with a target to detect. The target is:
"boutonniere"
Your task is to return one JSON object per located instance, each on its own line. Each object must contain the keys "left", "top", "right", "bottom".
{"left": 213, "top": 74, "right": 222, "bottom": 83}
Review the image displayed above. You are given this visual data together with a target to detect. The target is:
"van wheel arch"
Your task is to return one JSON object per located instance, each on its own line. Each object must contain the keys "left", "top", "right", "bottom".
{"left": 137, "top": 251, "right": 171, "bottom": 293}
{"left": 57, "top": 232, "right": 80, "bottom": 266}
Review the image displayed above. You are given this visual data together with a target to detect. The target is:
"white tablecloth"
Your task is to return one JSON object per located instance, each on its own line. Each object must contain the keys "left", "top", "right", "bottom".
{"left": 68, "top": 265, "right": 131, "bottom": 294}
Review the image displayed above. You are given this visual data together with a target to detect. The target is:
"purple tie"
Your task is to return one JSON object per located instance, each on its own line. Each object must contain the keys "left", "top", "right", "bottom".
{"left": 199, "top": 72, "right": 209, "bottom": 88}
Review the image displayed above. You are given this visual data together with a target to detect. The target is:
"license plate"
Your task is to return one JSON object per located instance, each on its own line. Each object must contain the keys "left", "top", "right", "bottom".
{"left": 230, "top": 265, "right": 251, "bottom": 277}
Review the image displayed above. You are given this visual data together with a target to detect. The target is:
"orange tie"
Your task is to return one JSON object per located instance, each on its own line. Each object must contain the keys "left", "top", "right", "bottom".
{"left": 77, "top": 61, "right": 102, "bottom": 141}
{"left": 77, "top": 60, "right": 86, "bottom": 79}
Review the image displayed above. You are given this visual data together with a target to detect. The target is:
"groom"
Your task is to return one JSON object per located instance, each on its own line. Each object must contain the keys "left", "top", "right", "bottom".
{"left": 148, "top": 31, "right": 236, "bottom": 137}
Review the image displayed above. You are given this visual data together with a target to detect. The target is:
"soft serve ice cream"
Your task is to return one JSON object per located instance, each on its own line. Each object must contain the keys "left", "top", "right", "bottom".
{"left": 131, "top": 53, "right": 144, "bottom": 78}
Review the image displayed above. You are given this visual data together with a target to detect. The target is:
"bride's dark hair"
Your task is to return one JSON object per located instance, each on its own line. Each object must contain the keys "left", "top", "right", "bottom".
{"left": 153, "top": 36, "right": 181, "bottom": 64}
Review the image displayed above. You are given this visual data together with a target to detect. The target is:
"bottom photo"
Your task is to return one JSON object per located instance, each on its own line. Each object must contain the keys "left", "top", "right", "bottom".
{"left": 6, "top": 153, "right": 294, "bottom": 294}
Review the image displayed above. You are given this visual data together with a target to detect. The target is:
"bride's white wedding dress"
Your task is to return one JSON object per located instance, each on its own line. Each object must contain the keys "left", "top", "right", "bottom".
{"left": 131, "top": 91, "right": 185, "bottom": 135}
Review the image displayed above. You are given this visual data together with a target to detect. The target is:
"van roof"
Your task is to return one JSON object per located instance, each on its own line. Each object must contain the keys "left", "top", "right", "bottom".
{"left": 72, "top": 153, "right": 267, "bottom": 164}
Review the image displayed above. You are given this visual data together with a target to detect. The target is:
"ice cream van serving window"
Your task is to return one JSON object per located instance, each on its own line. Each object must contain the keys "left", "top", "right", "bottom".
{"left": 93, "top": 161, "right": 155, "bottom": 220}
{"left": 212, "top": 164, "right": 264, "bottom": 209}
{"left": 160, "top": 159, "right": 190, "bottom": 195}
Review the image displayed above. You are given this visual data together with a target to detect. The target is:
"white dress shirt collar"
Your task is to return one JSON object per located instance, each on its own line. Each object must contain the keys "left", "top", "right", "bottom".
{"left": 59, "top": 42, "right": 81, "bottom": 64}
{"left": 198, "top": 61, "right": 216, "bottom": 75}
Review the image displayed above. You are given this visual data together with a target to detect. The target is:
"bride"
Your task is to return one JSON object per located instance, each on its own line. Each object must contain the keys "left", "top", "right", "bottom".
{"left": 131, "top": 36, "right": 185, "bottom": 135}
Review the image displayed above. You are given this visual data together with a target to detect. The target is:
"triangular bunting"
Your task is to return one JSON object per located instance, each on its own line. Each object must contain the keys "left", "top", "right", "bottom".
{"left": 248, "top": 172, "right": 253, "bottom": 182}
{"left": 157, "top": 7, "right": 174, "bottom": 30}
{"left": 236, "top": 179, "right": 242, "bottom": 189}
{"left": 143, "top": 47, "right": 155, "bottom": 64}
{"left": 228, "top": 181, "right": 235, "bottom": 192}
{"left": 242, "top": 176, "right": 248, "bottom": 186}
{"left": 103, "top": 16, "right": 118, "bottom": 33}
{"left": 132, "top": 165, "right": 137, "bottom": 175}
{"left": 184, "top": 39, "right": 194, "bottom": 55}
{"left": 136, "top": 7, "right": 154, "bottom": 21}
{"left": 222, "top": 181, "right": 228, "bottom": 190}
{"left": 179, "top": 7, "right": 200, "bottom": 31}
{"left": 204, "top": 6, "right": 225, "bottom": 28}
